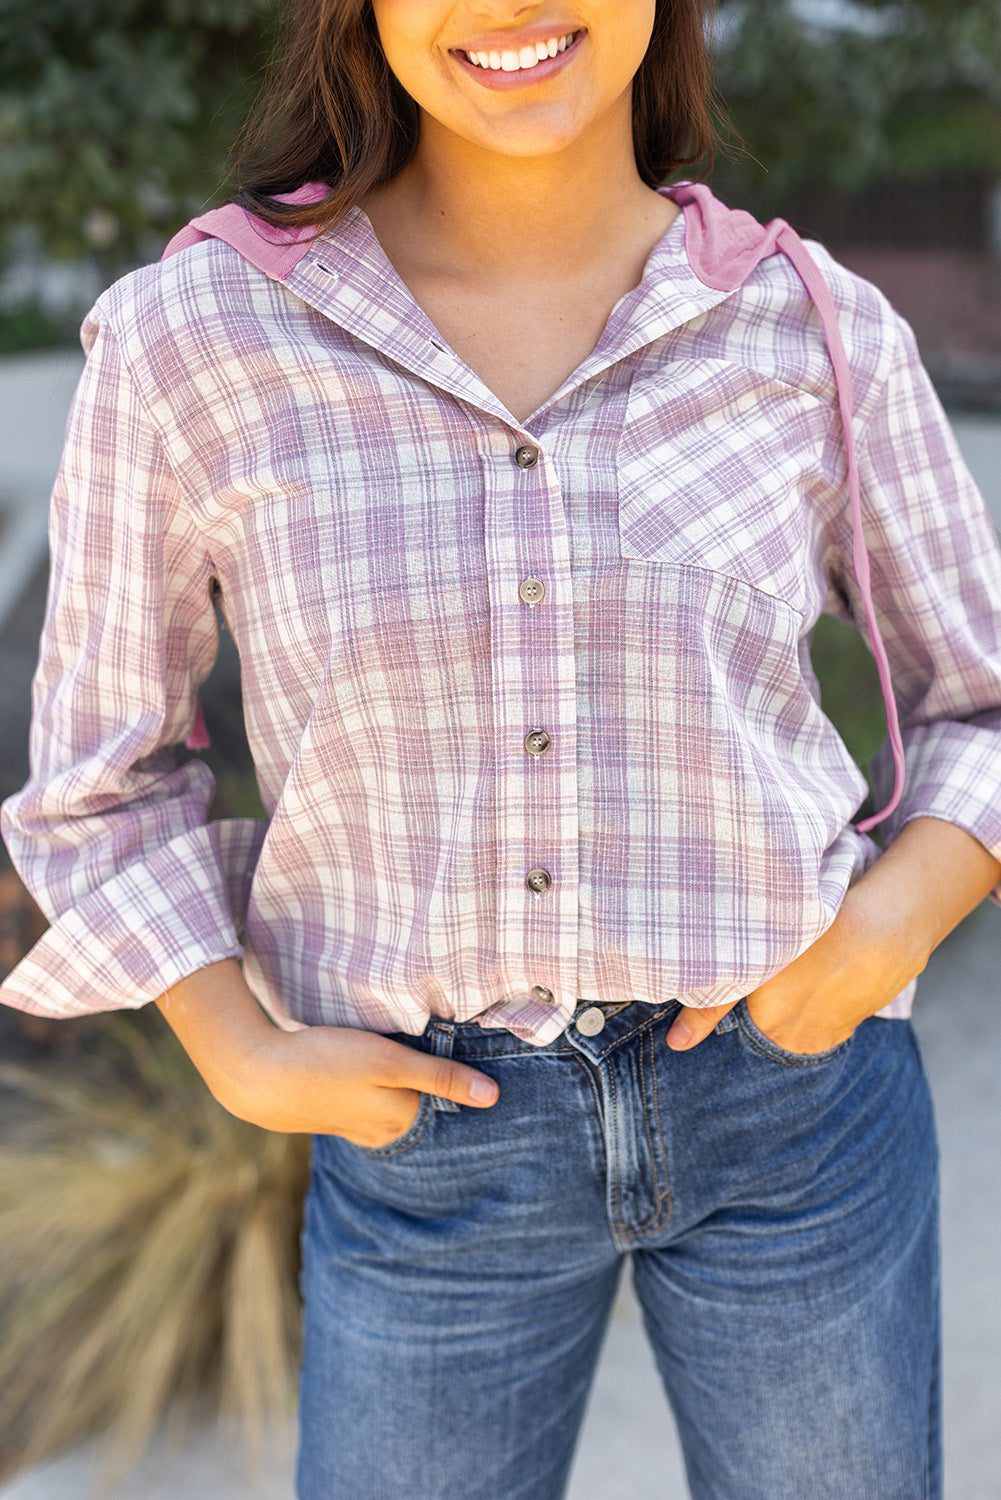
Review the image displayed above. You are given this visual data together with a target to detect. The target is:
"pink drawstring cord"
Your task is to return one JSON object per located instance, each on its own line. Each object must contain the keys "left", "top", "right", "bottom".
{"left": 185, "top": 698, "right": 211, "bottom": 751}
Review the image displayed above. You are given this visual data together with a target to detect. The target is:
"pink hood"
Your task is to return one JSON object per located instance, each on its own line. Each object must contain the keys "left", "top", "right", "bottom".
{"left": 164, "top": 183, "right": 905, "bottom": 832}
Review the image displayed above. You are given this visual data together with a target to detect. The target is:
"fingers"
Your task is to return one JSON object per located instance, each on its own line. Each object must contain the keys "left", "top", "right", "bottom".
{"left": 665, "top": 1000, "right": 738, "bottom": 1051}
{"left": 384, "top": 1045, "right": 499, "bottom": 1108}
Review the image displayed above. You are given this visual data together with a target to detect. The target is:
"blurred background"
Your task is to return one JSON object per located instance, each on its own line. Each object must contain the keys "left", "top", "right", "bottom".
{"left": 1, "top": 1, "right": 1000, "bottom": 1496}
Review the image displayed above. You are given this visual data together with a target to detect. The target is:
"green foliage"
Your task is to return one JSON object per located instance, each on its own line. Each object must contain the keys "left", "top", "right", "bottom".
{"left": 0, "top": 298, "right": 79, "bottom": 354}
{"left": 713, "top": 0, "right": 1001, "bottom": 207}
{"left": 2, "top": 0, "right": 998, "bottom": 276}
{"left": 0, "top": 0, "right": 278, "bottom": 274}
{"left": 810, "top": 611, "right": 886, "bottom": 768}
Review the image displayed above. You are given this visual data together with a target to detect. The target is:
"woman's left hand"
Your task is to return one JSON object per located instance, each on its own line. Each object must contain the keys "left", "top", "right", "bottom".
{"left": 664, "top": 817, "right": 1001, "bottom": 1054}
{"left": 664, "top": 878, "right": 911, "bottom": 1053}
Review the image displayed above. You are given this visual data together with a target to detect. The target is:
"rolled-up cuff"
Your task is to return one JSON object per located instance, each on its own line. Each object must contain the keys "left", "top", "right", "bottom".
{"left": 0, "top": 819, "right": 266, "bottom": 1018}
{"left": 869, "top": 722, "right": 1001, "bottom": 907}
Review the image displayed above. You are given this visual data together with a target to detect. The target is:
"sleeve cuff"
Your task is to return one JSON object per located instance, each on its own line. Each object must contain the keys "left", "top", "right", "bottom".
{"left": 870, "top": 721, "right": 1001, "bottom": 906}
{"left": 0, "top": 819, "right": 267, "bottom": 1018}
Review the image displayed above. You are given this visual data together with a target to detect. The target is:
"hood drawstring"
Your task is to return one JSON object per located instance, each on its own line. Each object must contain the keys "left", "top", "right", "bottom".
{"left": 771, "top": 225, "right": 906, "bottom": 832}
{"left": 165, "top": 182, "right": 906, "bottom": 831}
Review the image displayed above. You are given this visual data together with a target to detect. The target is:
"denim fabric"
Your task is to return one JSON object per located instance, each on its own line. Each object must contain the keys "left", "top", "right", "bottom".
{"left": 296, "top": 1000, "right": 940, "bottom": 1500}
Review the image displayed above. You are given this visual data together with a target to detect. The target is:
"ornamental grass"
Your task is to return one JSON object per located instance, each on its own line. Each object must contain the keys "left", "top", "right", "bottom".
{"left": 0, "top": 1012, "right": 310, "bottom": 1494}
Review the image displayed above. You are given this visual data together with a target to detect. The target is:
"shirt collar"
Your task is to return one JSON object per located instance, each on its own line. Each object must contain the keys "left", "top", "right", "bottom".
{"left": 282, "top": 198, "right": 736, "bottom": 428}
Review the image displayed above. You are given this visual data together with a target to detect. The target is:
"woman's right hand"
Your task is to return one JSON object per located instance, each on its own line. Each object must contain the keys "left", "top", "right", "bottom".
{"left": 155, "top": 958, "right": 499, "bottom": 1147}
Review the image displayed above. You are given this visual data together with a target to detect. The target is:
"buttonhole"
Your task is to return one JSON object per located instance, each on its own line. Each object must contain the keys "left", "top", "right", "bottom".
{"left": 313, "top": 259, "right": 336, "bottom": 277}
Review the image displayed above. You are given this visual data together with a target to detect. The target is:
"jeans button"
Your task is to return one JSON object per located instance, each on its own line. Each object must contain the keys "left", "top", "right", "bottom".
{"left": 575, "top": 1006, "right": 606, "bottom": 1037}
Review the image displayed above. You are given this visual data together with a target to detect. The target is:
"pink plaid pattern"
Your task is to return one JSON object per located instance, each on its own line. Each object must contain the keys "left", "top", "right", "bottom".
{"left": 3, "top": 201, "right": 1001, "bottom": 1043}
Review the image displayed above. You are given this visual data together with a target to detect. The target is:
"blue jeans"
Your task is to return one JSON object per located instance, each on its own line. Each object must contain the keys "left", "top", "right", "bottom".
{"left": 296, "top": 999, "right": 941, "bottom": 1500}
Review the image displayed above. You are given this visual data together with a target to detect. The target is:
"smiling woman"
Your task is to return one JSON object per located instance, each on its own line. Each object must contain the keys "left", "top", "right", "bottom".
{"left": 459, "top": 30, "right": 579, "bottom": 70}
{"left": 3, "top": 1, "right": 1001, "bottom": 1498}
{"left": 232, "top": 0, "right": 713, "bottom": 233}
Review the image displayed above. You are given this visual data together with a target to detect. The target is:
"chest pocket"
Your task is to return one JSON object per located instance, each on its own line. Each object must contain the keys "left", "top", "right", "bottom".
{"left": 615, "top": 367, "right": 835, "bottom": 616}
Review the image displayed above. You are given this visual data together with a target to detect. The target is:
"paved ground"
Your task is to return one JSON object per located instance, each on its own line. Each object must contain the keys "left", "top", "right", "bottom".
{"left": 1, "top": 353, "right": 1000, "bottom": 1498}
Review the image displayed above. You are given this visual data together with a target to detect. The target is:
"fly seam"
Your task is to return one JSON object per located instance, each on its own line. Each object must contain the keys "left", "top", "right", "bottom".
{"left": 646, "top": 1028, "right": 672, "bottom": 1215}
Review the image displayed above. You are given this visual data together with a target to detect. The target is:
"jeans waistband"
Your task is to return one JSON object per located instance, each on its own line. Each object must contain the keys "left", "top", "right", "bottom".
{"left": 413, "top": 997, "right": 683, "bottom": 1070}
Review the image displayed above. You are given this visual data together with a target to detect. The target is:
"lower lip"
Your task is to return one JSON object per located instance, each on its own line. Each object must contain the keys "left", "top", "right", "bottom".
{"left": 451, "top": 32, "right": 585, "bottom": 92}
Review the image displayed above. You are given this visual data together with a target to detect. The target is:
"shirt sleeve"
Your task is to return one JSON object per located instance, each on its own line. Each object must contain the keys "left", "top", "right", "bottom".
{"left": 0, "top": 307, "right": 266, "bottom": 1018}
{"left": 845, "top": 311, "right": 1001, "bottom": 902}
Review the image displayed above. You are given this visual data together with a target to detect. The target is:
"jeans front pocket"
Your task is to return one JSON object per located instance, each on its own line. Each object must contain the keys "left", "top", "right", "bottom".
{"left": 351, "top": 1089, "right": 436, "bottom": 1158}
{"left": 734, "top": 997, "right": 857, "bottom": 1067}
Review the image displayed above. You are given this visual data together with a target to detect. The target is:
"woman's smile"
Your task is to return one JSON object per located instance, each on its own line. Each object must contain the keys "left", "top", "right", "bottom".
{"left": 370, "top": 2, "right": 656, "bottom": 162}
{"left": 450, "top": 28, "right": 587, "bottom": 91}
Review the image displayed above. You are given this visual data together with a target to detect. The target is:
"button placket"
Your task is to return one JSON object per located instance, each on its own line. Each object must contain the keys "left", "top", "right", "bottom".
{"left": 483, "top": 428, "right": 580, "bottom": 1017}
{"left": 517, "top": 445, "right": 554, "bottom": 999}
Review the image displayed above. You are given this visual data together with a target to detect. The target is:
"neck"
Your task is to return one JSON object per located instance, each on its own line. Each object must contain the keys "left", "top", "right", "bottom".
{"left": 363, "top": 101, "right": 671, "bottom": 286}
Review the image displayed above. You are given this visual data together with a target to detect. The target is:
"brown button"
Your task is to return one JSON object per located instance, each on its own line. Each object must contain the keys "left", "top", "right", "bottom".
{"left": 524, "top": 730, "right": 551, "bottom": 756}
{"left": 519, "top": 577, "right": 546, "bottom": 606}
{"left": 531, "top": 985, "right": 555, "bottom": 1005}
{"left": 515, "top": 444, "right": 540, "bottom": 469}
{"left": 525, "top": 868, "right": 552, "bottom": 894}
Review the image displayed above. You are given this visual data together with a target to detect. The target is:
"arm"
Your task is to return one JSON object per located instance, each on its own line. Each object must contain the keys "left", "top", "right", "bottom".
{"left": 667, "top": 817, "right": 1001, "bottom": 1051}
{"left": 155, "top": 960, "right": 498, "bottom": 1147}
{"left": 0, "top": 305, "right": 262, "bottom": 1018}
{"left": 670, "top": 304, "right": 1001, "bottom": 1052}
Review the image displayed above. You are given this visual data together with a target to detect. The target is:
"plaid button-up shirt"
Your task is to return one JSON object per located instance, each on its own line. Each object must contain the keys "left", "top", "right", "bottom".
{"left": 3, "top": 203, "right": 1001, "bottom": 1044}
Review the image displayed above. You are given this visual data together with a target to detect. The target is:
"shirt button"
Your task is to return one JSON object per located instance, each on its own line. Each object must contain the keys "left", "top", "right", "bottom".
{"left": 531, "top": 985, "right": 555, "bottom": 1005}
{"left": 519, "top": 577, "right": 546, "bottom": 606}
{"left": 575, "top": 1006, "right": 606, "bottom": 1037}
{"left": 525, "top": 867, "right": 552, "bottom": 894}
{"left": 524, "top": 729, "right": 551, "bottom": 756}
{"left": 515, "top": 444, "right": 540, "bottom": 469}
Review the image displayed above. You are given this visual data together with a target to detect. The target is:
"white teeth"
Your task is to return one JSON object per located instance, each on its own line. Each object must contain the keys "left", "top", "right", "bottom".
{"left": 464, "top": 33, "right": 576, "bottom": 71}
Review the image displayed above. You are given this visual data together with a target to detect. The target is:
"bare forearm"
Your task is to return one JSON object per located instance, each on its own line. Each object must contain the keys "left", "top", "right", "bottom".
{"left": 668, "top": 815, "right": 1001, "bottom": 1052}
{"left": 855, "top": 816, "right": 1001, "bottom": 975}
{"left": 155, "top": 958, "right": 275, "bottom": 1109}
{"left": 154, "top": 958, "right": 499, "bottom": 1143}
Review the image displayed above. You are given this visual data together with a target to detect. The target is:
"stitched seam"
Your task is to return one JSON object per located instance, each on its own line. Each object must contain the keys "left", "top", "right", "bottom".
{"left": 736, "top": 1014, "right": 851, "bottom": 1069}
{"left": 596, "top": 1004, "right": 677, "bottom": 1060}
{"left": 607, "top": 1065, "right": 629, "bottom": 1231}
{"left": 572, "top": 1053, "right": 610, "bottom": 1184}
{"left": 357, "top": 1096, "right": 434, "bottom": 1158}
{"left": 448, "top": 1044, "right": 575, "bottom": 1062}
{"left": 631, "top": 1033, "right": 663, "bottom": 1232}
{"left": 647, "top": 1029, "right": 673, "bottom": 1217}
{"left": 628, "top": 1030, "right": 672, "bottom": 1234}
{"left": 575, "top": 1054, "right": 606, "bottom": 1125}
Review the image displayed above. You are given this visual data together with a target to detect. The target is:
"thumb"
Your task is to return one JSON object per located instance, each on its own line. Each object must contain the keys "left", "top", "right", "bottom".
{"left": 665, "top": 1000, "right": 738, "bottom": 1052}
{"left": 397, "top": 1049, "right": 500, "bottom": 1108}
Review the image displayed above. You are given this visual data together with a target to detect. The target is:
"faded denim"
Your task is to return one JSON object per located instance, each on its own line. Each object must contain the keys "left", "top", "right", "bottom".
{"left": 297, "top": 999, "right": 940, "bottom": 1500}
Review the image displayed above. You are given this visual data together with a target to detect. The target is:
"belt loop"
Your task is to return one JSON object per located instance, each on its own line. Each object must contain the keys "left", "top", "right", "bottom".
{"left": 425, "top": 1020, "right": 460, "bottom": 1112}
{"left": 713, "top": 1002, "right": 742, "bottom": 1034}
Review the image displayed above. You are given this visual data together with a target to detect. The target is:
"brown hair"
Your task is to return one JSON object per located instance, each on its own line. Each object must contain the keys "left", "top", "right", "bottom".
{"left": 232, "top": 0, "right": 716, "bottom": 233}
